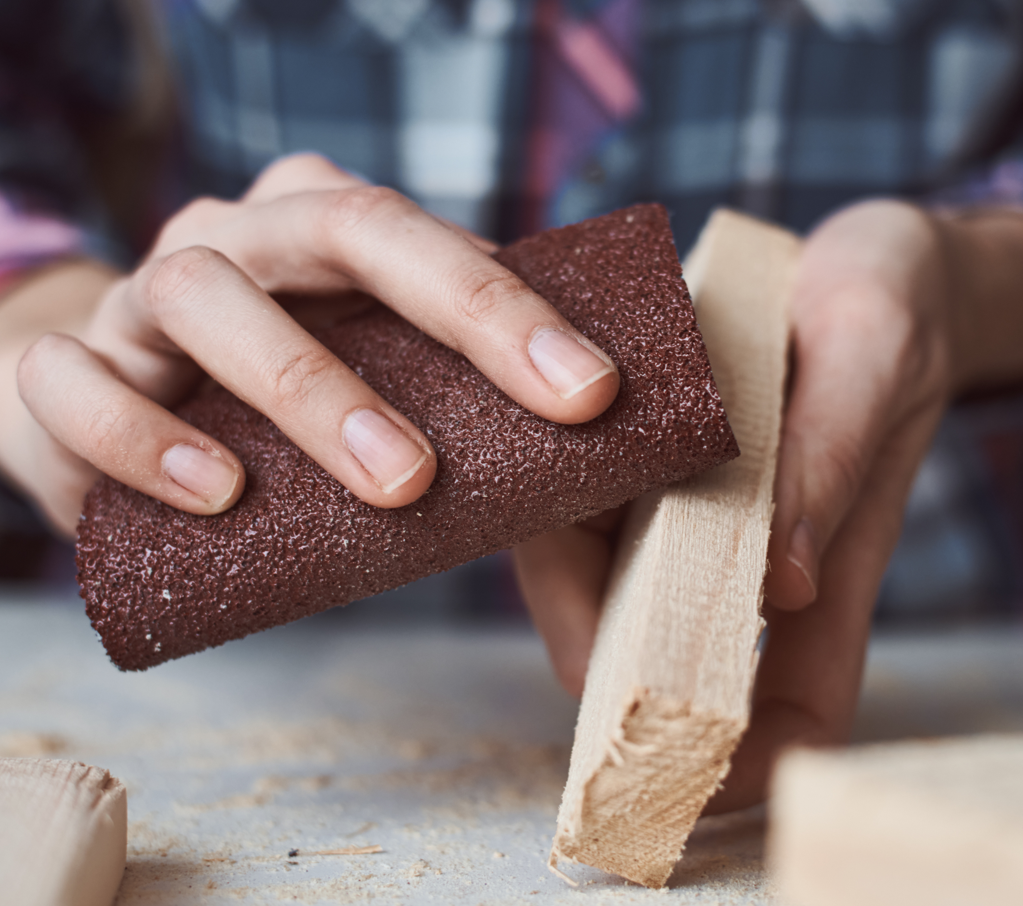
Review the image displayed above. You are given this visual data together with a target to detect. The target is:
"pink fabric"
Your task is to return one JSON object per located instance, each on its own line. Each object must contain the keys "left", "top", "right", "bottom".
{"left": 0, "top": 193, "right": 84, "bottom": 287}
{"left": 557, "top": 19, "right": 641, "bottom": 121}
{"left": 522, "top": 0, "right": 641, "bottom": 235}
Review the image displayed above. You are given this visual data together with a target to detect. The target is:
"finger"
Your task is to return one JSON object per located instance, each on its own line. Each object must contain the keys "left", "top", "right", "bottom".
{"left": 245, "top": 152, "right": 499, "bottom": 252}
{"left": 513, "top": 514, "right": 622, "bottom": 697}
{"left": 707, "top": 408, "right": 941, "bottom": 814}
{"left": 192, "top": 186, "right": 620, "bottom": 425}
{"left": 764, "top": 257, "right": 950, "bottom": 611}
{"left": 436, "top": 216, "right": 500, "bottom": 254}
{"left": 18, "top": 333, "right": 245, "bottom": 518}
{"left": 243, "top": 152, "right": 366, "bottom": 203}
{"left": 151, "top": 154, "right": 367, "bottom": 261}
{"left": 126, "top": 247, "right": 437, "bottom": 508}
{"left": 3, "top": 398, "right": 102, "bottom": 538}
{"left": 766, "top": 299, "right": 899, "bottom": 609}
{"left": 767, "top": 204, "right": 949, "bottom": 612}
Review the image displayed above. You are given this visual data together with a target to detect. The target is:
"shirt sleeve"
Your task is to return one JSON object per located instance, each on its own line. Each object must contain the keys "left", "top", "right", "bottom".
{"left": 0, "top": 193, "right": 84, "bottom": 292}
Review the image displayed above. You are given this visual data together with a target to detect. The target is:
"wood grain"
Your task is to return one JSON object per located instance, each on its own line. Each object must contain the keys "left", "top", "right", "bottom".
{"left": 0, "top": 758, "right": 127, "bottom": 906}
{"left": 770, "top": 735, "right": 1023, "bottom": 906}
{"left": 550, "top": 209, "right": 800, "bottom": 887}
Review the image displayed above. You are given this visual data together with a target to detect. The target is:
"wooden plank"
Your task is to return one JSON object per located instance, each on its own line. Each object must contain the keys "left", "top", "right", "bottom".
{"left": 770, "top": 734, "right": 1023, "bottom": 906}
{"left": 549, "top": 209, "right": 800, "bottom": 887}
{"left": 0, "top": 758, "right": 127, "bottom": 906}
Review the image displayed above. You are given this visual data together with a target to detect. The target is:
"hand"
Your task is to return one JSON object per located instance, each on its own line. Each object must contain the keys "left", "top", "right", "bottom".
{"left": 4, "top": 154, "right": 619, "bottom": 535}
{"left": 515, "top": 199, "right": 957, "bottom": 807}
{"left": 712, "top": 198, "right": 953, "bottom": 810}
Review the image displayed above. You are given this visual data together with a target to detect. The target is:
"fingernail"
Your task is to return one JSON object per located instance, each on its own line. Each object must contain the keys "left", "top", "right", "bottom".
{"left": 162, "top": 444, "right": 239, "bottom": 508}
{"left": 787, "top": 517, "right": 819, "bottom": 601}
{"left": 528, "top": 328, "right": 616, "bottom": 399}
{"left": 343, "top": 408, "right": 428, "bottom": 494}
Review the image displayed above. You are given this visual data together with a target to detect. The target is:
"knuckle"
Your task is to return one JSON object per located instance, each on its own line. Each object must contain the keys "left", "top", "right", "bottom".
{"left": 264, "top": 345, "right": 337, "bottom": 412}
{"left": 80, "top": 402, "right": 140, "bottom": 460}
{"left": 17, "top": 333, "right": 64, "bottom": 393}
{"left": 146, "top": 246, "right": 224, "bottom": 323}
{"left": 19, "top": 331, "right": 63, "bottom": 370}
{"left": 264, "top": 151, "right": 335, "bottom": 181}
{"left": 178, "top": 195, "right": 231, "bottom": 227}
{"left": 804, "top": 299, "right": 874, "bottom": 350}
{"left": 255, "top": 154, "right": 305, "bottom": 183}
{"left": 155, "top": 196, "right": 231, "bottom": 252}
{"left": 821, "top": 437, "right": 866, "bottom": 507}
{"left": 248, "top": 154, "right": 358, "bottom": 203}
{"left": 903, "top": 339, "right": 949, "bottom": 401}
{"left": 453, "top": 270, "right": 524, "bottom": 326}
{"left": 323, "top": 185, "right": 409, "bottom": 236}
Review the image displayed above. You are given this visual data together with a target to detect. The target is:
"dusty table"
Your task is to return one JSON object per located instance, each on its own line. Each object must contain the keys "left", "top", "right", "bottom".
{"left": 1, "top": 592, "right": 1021, "bottom": 905}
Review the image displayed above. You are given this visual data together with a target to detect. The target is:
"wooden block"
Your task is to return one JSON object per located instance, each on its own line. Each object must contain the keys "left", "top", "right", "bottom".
{"left": 549, "top": 209, "right": 800, "bottom": 887}
{"left": 0, "top": 758, "right": 127, "bottom": 906}
{"left": 770, "top": 735, "right": 1023, "bottom": 906}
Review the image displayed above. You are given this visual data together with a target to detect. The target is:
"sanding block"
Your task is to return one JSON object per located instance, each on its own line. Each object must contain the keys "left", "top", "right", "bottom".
{"left": 77, "top": 204, "right": 738, "bottom": 670}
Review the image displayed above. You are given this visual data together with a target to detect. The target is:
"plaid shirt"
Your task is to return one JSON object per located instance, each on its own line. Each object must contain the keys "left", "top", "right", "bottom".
{"left": 4, "top": 0, "right": 1023, "bottom": 250}
{"left": 1, "top": 0, "right": 1022, "bottom": 613}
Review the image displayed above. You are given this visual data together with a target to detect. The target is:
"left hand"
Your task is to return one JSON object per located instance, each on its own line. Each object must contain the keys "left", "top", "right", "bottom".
{"left": 4, "top": 153, "right": 620, "bottom": 535}
{"left": 515, "top": 199, "right": 956, "bottom": 809}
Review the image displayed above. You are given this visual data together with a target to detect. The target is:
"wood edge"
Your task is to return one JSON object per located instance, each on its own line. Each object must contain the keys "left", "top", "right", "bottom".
{"left": 683, "top": 207, "right": 801, "bottom": 302}
{"left": 550, "top": 688, "right": 747, "bottom": 888}
{"left": 0, "top": 758, "right": 128, "bottom": 906}
{"left": 550, "top": 208, "right": 802, "bottom": 888}
{"left": 768, "top": 738, "right": 1023, "bottom": 906}
{"left": 79, "top": 767, "right": 128, "bottom": 906}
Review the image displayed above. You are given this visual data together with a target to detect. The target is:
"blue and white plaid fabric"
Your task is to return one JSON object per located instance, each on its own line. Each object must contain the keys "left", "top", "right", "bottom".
{"left": 153, "top": 0, "right": 1023, "bottom": 251}
{"left": 162, "top": 0, "right": 538, "bottom": 237}
{"left": 3, "top": 0, "right": 1021, "bottom": 246}
{"left": 1, "top": 0, "right": 1022, "bottom": 613}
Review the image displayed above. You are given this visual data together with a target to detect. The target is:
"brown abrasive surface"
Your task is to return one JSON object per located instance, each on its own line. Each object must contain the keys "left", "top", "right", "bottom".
{"left": 77, "top": 205, "right": 739, "bottom": 670}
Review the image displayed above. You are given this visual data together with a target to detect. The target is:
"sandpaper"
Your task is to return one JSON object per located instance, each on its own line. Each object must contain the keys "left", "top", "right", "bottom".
{"left": 77, "top": 204, "right": 739, "bottom": 670}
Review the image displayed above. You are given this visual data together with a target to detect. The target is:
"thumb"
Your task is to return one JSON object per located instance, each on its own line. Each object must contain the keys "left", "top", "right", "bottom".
{"left": 766, "top": 286, "right": 915, "bottom": 612}
{"left": 766, "top": 200, "right": 953, "bottom": 612}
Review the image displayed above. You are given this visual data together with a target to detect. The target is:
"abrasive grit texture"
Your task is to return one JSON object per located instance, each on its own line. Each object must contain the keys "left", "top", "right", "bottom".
{"left": 77, "top": 204, "right": 739, "bottom": 670}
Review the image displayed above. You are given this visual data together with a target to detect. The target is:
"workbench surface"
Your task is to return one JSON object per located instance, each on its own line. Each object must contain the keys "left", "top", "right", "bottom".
{"left": 1, "top": 593, "right": 1021, "bottom": 905}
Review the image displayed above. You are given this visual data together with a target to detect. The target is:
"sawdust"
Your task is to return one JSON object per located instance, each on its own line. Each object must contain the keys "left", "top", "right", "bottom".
{"left": 345, "top": 821, "right": 377, "bottom": 838}
{"left": 172, "top": 717, "right": 385, "bottom": 769}
{"left": 113, "top": 732, "right": 770, "bottom": 904}
{"left": 98, "top": 715, "right": 437, "bottom": 775}
{"left": 396, "top": 739, "right": 435, "bottom": 761}
{"left": 180, "top": 774, "right": 332, "bottom": 812}
{"left": 126, "top": 819, "right": 190, "bottom": 859}
{"left": 273, "top": 873, "right": 405, "bottom": 905}
{"left": 0, "top": 613, "right": 780, "bottom": 904}
{"left": 340, "top": 740, "right": 569, "bottom": 811}
{"left": 114, "top": 856, "right": 218, "bottom": 905}
{"left": 665, "top": 809, "right": 776, "bottom": 903}
{"left": 0, "top": 731, "right": 66, "bottom": 757}
{"left": 403, "top": 859, "right": 430, "bottom": 880}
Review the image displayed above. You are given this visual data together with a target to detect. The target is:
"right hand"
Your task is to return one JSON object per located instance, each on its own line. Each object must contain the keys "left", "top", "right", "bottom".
{"left": 514, "top": 199, "right": 959, "bottom": 804}
{"left": 8, "top": 153, "right": 619, "bottom": 535}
